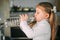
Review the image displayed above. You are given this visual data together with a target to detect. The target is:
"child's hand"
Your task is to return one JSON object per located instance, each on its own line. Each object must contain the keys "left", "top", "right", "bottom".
{"left": 20, "top": 14, "right": 28, "bottom": 21}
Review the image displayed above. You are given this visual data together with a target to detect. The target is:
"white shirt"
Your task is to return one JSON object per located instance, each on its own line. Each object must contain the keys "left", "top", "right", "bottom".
{"left": 20, "top": 19, "right": 51, "bottom": 40}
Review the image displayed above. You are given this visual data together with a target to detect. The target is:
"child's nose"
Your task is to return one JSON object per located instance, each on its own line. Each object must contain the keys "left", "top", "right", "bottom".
{"left": 34, "top": 13, "right": 36, "bottom": 16}
{"left": 34, "top": 12, "right": 37, "bottom": 16}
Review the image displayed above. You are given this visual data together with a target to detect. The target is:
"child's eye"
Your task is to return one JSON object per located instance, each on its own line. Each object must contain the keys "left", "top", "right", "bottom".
{"left": 37, "top": 12, "right": 39, "bottom": 14}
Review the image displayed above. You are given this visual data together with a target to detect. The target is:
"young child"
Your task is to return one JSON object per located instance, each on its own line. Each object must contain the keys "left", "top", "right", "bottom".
{"left": 20, "top": 2, "right": 56, "bottom": 40}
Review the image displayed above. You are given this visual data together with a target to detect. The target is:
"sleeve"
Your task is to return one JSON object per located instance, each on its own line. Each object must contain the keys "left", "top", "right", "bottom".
{"left": 20, "top": 21, "right": 51, "bottom": 38}
{"left": 20, "top": 21, "right": 34, "bottom": 38}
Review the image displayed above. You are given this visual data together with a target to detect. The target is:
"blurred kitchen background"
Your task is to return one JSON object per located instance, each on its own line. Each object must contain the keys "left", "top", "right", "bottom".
{"left": 0, "top": 0, "right": 60, "bottom": 40}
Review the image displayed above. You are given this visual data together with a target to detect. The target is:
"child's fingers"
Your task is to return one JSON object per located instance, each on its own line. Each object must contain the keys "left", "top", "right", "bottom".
{"left": 19, "top": 15, "right": 21, "bottom": 17}
{"left": 19, "top": 14, "right": 28, "bottom": 21}
{"left": 25, "top": 14, "right": 28, "bottom": 18}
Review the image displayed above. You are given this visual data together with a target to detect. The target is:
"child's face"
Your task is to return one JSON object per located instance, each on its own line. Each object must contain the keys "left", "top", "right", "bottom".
{"left": 34, "top": 6, "right": 49, "bottom": 22}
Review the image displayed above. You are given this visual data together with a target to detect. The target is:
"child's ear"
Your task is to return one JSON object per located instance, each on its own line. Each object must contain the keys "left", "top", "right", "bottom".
{"left": 45, "top": 13, "right": 49, "bottom": 19}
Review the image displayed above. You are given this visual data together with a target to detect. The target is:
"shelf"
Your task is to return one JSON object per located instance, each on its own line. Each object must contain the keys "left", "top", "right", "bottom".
{"left": 10, "top": 11, "right": 35, "bottom": 13}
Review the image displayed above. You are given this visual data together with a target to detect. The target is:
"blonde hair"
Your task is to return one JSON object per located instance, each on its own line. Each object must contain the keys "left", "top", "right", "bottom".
{"left": 29, "top": 2, "right": 57, "bottom": 40}
{"left": 49, "top": 13, "right": 57, "bottom": 40}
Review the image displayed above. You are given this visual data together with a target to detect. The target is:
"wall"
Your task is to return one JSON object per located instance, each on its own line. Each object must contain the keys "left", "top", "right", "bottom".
{"left": 0, "top": 0, "right": 10, "bottom": 23}
{"left": 0, "top": 0, "right": 10, "bottom": 37}
{"left": 10, "top": 0, "right": 54, "bottom": 7}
